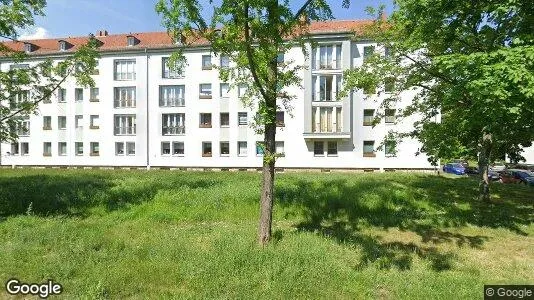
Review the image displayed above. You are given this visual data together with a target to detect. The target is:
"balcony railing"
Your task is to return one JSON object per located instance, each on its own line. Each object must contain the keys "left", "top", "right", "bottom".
{"left": 114, "top": 100, "right": 136, "bottom": 108}
{"left": 114, "top": 126, "right": 136, "bottom": 135}
{"left": 160, "top": 98, "right": 185, "bottom": 107}
{"left": 162, "top": 126, "right": 185, "bottom": 135}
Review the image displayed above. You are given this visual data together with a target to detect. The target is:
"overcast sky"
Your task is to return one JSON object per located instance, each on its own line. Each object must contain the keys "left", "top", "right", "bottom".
{"left": 19, "top": 0, "right": 394, "bottom": 40}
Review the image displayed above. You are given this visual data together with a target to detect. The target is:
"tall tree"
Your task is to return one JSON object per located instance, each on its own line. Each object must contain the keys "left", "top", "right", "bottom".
{"left": 156, "top": 0, "right": 349, "bottom": 245}
{"left": 343, "top": 1, "right": 534, "bottom": 202}
{"left": 0, "top": 0, "right": 98, "bottom": 145}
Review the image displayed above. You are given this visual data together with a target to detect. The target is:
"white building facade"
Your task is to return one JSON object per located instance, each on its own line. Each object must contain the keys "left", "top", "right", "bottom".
{"left": 0, "top": 21, "right": 437, "bottom": 170}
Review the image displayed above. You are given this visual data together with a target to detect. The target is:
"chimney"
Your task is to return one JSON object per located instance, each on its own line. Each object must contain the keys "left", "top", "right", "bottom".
{"left": 96, "top": 30, "right": 109, "bottom": 37}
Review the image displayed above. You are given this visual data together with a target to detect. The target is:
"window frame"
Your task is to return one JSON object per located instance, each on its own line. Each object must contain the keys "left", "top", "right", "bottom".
{"left": 199, "top": 113, "right": 212, "bottom": 128}
{"left": 202, "top": 142, "right": 213, "bottom": 157}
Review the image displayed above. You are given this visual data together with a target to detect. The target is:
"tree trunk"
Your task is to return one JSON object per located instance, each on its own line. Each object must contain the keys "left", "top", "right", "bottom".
{"left": 478, "top": 131, "right": 493, "bottom": 203}
{"left": 258, "top": 122, "right": 276, "bottom": 246}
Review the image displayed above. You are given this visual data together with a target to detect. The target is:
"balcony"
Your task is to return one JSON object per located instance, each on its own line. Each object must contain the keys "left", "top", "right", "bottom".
{"left": 160, "top": 98, "right": 185, "bottom": 107}
{"left": 114, "top": 126, "right": 136, "bottom": 135}
{"left": 303, "top": 132, "right": 351, "bottom": 140}
{"left": 114, "top": 100, "right": 136, "bottom": 108}
{"left": 162, "top": 126, "right": 185, "bottom": 135}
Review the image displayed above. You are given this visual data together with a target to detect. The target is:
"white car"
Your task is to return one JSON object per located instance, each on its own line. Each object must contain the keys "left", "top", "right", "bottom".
{"left": 490, "top": 162, "right": 506, "bottom": 172}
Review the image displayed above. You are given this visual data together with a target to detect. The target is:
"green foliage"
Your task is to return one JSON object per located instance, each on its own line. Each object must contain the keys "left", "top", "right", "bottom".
{"left": 0, "top": 169, "right": 532, "bottom": 298}
{"left": 0, "top": 0, "right": 99, "bottom": 143}
{"left": 155, "top": 0, "right": 345, "bottom": 161}
{"left": 343, "top": 0, "right": 534, "bottom": 164}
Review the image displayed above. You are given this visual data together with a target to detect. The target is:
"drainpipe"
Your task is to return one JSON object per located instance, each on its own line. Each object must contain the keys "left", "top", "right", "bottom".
{"left": 145, "top": 48, "right": 151, "bottom": 170}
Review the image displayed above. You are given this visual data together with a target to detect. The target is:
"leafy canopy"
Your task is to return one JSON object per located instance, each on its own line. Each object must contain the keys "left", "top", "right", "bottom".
{"left": 343, "top": 0, "right": 534, "bottom": 164}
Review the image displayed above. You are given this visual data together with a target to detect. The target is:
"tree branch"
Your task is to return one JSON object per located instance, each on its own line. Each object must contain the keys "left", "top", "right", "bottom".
{"left": 0, "top": 69, "right": 72, "bottom": 123}
{"left": 243, "top": 3, "right": 269, "bottom": 102}
{"left": 292, "top": 0, "right": 314, "bottom": 23}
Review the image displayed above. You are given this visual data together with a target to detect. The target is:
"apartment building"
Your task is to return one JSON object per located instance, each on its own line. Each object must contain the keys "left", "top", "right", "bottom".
{"left": 0, "top": 20, "right": 437, "bottom": 170}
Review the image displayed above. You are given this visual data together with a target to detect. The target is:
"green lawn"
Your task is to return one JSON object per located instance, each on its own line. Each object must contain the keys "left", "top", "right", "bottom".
{"left": 0, "top": 169, "right": 532, "bottom": 299}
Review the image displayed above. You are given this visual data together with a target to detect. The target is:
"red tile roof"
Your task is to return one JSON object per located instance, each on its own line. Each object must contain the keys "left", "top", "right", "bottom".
{"left": 1, "top": 20, "right": 372, "bottom": 56}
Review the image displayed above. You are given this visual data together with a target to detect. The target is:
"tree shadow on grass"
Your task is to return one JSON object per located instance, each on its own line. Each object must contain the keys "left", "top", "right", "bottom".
{"left": 0, "top": 173, "right": 221, "bottom": 219}
{"left": 276, "top": 174, "right": 533, "bottom": 271}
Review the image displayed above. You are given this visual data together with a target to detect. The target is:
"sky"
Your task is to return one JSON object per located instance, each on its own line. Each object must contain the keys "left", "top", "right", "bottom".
{"left": 19, "top": 0, "right": 394, "bottom": 40}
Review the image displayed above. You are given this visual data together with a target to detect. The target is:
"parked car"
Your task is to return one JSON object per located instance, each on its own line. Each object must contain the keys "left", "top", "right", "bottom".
{"left": 508, "top": 169, "right": 534, "bottom": 186}
{"left": 443, "top": 163, "right": 466, "bottom": 175}
{"left": 465, "top": 167, "right": 500, "bottom": 180}
{"left": 500, "top": 169, "right": 534, "bottom": 186}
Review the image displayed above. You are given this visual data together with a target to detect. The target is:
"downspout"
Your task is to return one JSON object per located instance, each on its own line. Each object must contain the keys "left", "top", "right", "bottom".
{"left": 145, "top": 48, "right": 151, "bottom": 170}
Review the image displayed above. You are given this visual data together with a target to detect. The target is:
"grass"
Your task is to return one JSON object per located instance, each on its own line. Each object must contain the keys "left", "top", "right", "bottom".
{"left": 0, "top": 169, "right": 532, "bottom": 299}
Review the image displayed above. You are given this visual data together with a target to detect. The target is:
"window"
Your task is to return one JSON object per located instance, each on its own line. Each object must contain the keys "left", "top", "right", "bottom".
{"left": 363, "top": 46, "right": 375, "bottom": 61}
{"left": 220, "top": 142, "right": 230, "bottom": 156}
{"left": 114, "top": 142, "right": 134, "bottom": 156}
{"left": 10, "top": 143, "right": 19, "bottom": 155}
{"left": 115, "top": 142, "right": 125, "bottom": 155}
{"left": 199, "top": 84, "right": 212, "bottom": 98}
{"left": 90, "top": 115, "right": 100, "bottom": 129}
{"left": 277, "top": 52, "right": 284, "bottom": 64}
{"left": 162, "top": 57, "right": 183, "bottom": 79}
{"left": 21, "top": 142, "right": 29, "bottom": 155}
{"left": 275, "top": 141, "right": 284, "bottom": 156}
{"left": 75, "top": 142, "right": 83, "bottom": 156}
{"left": 162, "top": 113, "right": 185, "bottom": 135}
{"left": 385, "top": 140, "right": 396, "bottom": 157}
{"left": 58, "top": 142, "right": 67, "bottom": 156}
{"left": 313, "top": 44, "right": 341, "bottom": 69}
{"left": 238, "top": 112, "right": 248, "bottom": 125}
{"left": 90, "top": 88, "right": 99, "bottom": 101}
{"left": 114, "top": 59, "right": 136, "bottom": 81}
{"left": 24, "top": 43, "right": 32, "bottom": 53}
{"left": 314, "top": 141, "right": 324, "bottom": 156}
{"left": 312, "top": 107, "right": 342, "bottom": 133}
{"left": 17, "top": 117, "right": 30, "bottom": 136}
{"left": 59, "top": 40, "right": 67, "bottom": 51}
{"left": 114, "top": 87, "right": 136, "bottom": 108}
{"left": 127, "top": 36, "right": 136, "bottom": 46}
{"left": 220, "top": 56, "right": 230, "bottom": 68}
{"left": 43, "top": 116, "right": 52, "bottom": 130}
{"left": 172, "top": 142, "right": 184, "bottom": 156}
{"left": 385, "top": 109, "right": 396, "bottom": 124}
{"left": 159, "top": 85, "right": 184, "bottom": 107}
{"left": 256, "top": 142, "right": 265, "bottom": 156}
{"left": 58, "top": 116, "right": 67, "bottom": 130}
{"left": 40, "top": 87, "right": 51, "bottom": 103}
{"left": 43, "top": 142, "right": 52, "bottom": 156}
{"left": 220, "top": 83, "right": 230, "bottom": 98}
{"left": 161, "top": 142, "right": 171, "bottom": 155}
{"left": 58, "top": 88, "right": 66, "bottom": 102}
{"left": 238, "top": 84, "right": 247, "bottom": 97}
{"left": 276, "top": 111, "right": 285, "bottom": 127}
{"left": 75, "top": 115, "right": 83, "bottom": 128}
{"left": 327, "top": 141, "right": 338, "bottom": 156}
{"left": 90, "top": 142, "right": 100, "bottom": 156}
{"left": 363, "top": 141, "right": 375, "bottom": 157}
{"left": 363, "top": 109, "right": 374, "bottom": 126}
{"left": 313, "top": 75, "right": 342, "bottom": 101}
{"left": 220, "top": 113, "right": 230, "bottom": 127}
{"left": 10, "top": 90, "right": 29, "bottom": 109}
{"left": 75, "top": 88, "right": 83, "bottom": 101}
{"left": 199, "top": 113, "right": 212, "bottom": 128}
{"left": 126, "top": 142, "right": 135, "bottom": 155}
{"left": 384, "top": 78, "right": 395, "bottom": 93}
{"left": 238, "top": 141, "right": 247, "bottom": 156}
{"left": 202, "top": 55, "right": 212, "bottom": 70}
{"left": 202, "top": 142, "right": 212, "bottom": 157}
{"left": 114, "top": 115, "right": 136, "bottom": 135}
